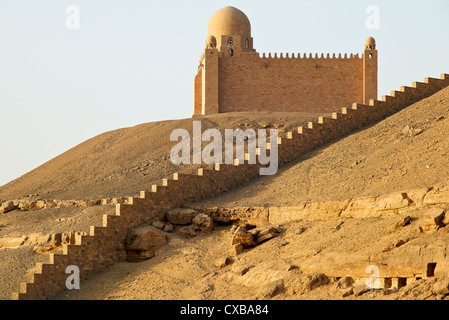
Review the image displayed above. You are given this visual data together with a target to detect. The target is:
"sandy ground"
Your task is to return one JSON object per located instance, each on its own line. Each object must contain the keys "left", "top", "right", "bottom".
{"left": 51, "top": 208, "right": 448, "bottom": 301}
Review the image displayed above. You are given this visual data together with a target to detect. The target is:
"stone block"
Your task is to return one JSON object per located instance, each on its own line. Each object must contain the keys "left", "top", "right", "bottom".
{"left": 231, "top": 226, "right": 255, "bottom": 248}
{"left": 192, "top": 213, "right": 214, "bottom": 233}
{"left": 424, "top": 208, "right": 446, "bottom": 227}
{"left": 125, "top": 226, "right": 166, "bottom": 262}
{"left": 0, "top": 201, "right": 15, "bottom": 214}
{"left": 165, "top": 208, "right": 197, "bottom": 225}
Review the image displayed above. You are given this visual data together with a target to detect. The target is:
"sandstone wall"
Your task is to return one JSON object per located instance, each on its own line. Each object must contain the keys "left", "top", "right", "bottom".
{"left": 218, "top": 53, "right": 364, "bottom": 113}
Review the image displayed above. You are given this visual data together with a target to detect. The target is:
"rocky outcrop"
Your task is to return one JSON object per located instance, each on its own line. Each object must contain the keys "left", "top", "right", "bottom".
{"left": 179, "top": 226, "right": 198, "bottom": 239}
{"left": 231, "top": 225, "right": 282, "bottom": 253}
{"left": 191, "top": 213, "right": 214, "bottom": 233}
{"left": 0, "top": 231, "right": 87, "bottom": 251}
{"left": 151, "top": 220, "right": 174, "bottom": 233}
{"left": 387, "top": 216, "right": 412, "bottom": 233}
{"left": 0, "top": 197, "right": 128, "bottom": 214}
{"left": 232, "top": 226, "right": 255, "bottom": 248}
{"left": 165, "top": 208, "right": 198, "bottom": 225}
{"left": 162, "top": 209, "right": 216, "bottom": 239}
{"left": 193, "top": 185, "right": 449, "bottom": 226}
{"left": 0, "top": 201, "right": 15, "bottom": 214}
{"left": 251, "top": 226, "right": 281, "bottom": 245}
{"left": 125, "top": 226, "right": 167, "bottom": 262}
{"left": 335, "top": 276, "right": 355, "bottom": 289}
{"left": 433, "top": 276, "right": 449, "bottom": 295}
{"left": 419, "top": 208, "right": 446, "bottom": 233}
{"left": 196, "top": 207, "right": 269, "bottom": 226}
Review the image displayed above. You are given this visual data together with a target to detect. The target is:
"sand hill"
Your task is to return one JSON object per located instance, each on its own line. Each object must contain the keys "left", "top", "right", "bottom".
{"left": 197, "top": 85, "right": 449, "bottom": 207}
{"left": 0, "top": 112, "right": 327, "bottom": 201}
{"left": 1, "top": 87, "right": 449, "bottom": 300}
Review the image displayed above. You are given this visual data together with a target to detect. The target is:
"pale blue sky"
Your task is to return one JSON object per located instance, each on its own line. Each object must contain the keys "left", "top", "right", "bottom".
{"left": 0, "top": 0, "right": 448, "bottom": 187}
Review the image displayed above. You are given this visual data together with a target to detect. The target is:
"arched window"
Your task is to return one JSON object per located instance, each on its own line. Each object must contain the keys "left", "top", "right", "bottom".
{"left": 227, "top": 37, "right": 234, "bottom": 47}
{"left": 244, "top": 39, "right": 249, "bottom": 49}
{"left": 228, "top": 49, "right": 234, "bottom": 57}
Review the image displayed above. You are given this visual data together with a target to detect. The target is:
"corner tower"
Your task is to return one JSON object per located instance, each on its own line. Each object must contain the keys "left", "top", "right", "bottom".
{"left": 194, "top": 6, "right": 256, "bottom": 116}
{"left": 363, "top": 36, "right": 378, "bottom": 104}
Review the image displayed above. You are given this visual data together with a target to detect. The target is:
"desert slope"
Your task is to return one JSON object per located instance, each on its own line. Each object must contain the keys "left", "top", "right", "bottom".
{"left": 195, "top": 86, "right": 449, "bottom": 207}
{"left": 0, "top": 112, "right": 326, "bottom": 201}
{"left": 2, "top": 88, "right": 449, "bottom": 301}
{"left": 47, "top": 86, "right": 449, "bottom": 301}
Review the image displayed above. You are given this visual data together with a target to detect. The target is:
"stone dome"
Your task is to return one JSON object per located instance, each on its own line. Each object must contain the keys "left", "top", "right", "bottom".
{"left": 206, "top": 35, "right": 217, "bottom": 49}
{"left": 207, "top": 6, "right": 251, "bottom": 38}
{"left": 365, "top": 37, "right": 376, "bottom": 50}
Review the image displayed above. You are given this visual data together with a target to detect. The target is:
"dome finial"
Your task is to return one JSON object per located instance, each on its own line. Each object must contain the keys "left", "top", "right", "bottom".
{"left": 206, "top": 35, "right": 217, "bottom": 49}
{"left": 365, "top": 37, "right": 376, "bottom": 50}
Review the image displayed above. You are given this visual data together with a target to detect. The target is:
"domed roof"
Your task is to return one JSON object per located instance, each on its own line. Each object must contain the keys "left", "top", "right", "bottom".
{"left": 205, "top": 35, "right": 217, "bottom": 48}
{"left": 207, "top": 6, "right": 251, "bottom": 38}
{"left": 365, "top": 37, "right": 376, "bottom": 49}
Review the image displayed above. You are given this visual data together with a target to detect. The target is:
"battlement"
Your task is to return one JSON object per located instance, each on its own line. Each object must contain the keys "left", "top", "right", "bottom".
{"left": 257, "top": 52, "right": 362, "bottom": 60}
{"left": 13, "top": 72, "right": 449, "bottom": 300}
{"left": 217, "top": 51, "right": 363, "bottom": 60}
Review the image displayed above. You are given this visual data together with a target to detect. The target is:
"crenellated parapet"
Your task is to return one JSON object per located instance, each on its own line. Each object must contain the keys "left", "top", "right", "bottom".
{"left": 256, "top": 52, "right": 362, "bottom": 60}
